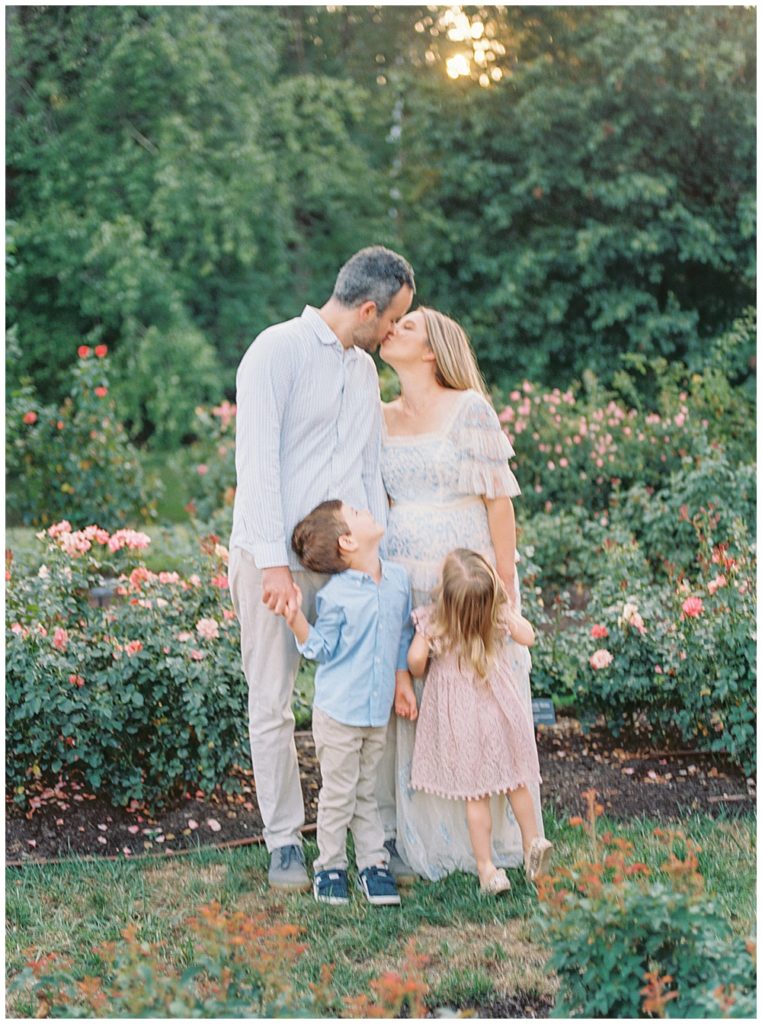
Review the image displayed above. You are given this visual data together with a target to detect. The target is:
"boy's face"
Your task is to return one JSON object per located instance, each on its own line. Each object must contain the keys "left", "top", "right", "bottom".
{"left": 340, "top": 504, "right": 384, "bottom": 547}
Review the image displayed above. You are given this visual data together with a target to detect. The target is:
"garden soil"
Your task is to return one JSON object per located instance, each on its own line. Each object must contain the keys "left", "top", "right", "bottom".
{"left": 6, "top": 719, "right": 754, "bottom": 865}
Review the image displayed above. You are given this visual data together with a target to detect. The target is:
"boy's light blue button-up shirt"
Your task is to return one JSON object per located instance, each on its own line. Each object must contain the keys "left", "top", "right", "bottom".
{"left": 297, "top": 560, "right": 413, "bottom": 728}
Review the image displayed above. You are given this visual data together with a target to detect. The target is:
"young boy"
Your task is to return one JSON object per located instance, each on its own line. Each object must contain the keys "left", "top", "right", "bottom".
{"left": 281, "top": 499, "right": 414, "bottom": 906}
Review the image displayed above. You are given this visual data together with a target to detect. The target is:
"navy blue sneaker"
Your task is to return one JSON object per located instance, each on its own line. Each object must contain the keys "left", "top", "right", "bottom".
{"left": 313, "top": 868, "right": 350, "bottom": 905}
{"left": 357, "top": 865, "right": 401, "bottom": 906}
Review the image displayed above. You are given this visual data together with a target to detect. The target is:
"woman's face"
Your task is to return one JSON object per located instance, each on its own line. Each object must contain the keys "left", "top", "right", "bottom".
{"left": 379, "top": 309, "right": 430, "bottom": 368}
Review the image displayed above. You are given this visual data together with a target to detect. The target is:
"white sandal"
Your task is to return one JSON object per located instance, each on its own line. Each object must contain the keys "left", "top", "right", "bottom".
{"left": 479, "top": 867, "right": 511, "bottom": 896}
{"left": 525, "top": 837, "right": 553, "bottom": 882}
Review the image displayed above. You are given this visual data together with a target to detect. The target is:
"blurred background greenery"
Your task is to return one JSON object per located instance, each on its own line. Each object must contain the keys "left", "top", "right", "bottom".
{"left": 7, "top": 4, "right": 755, "bottom": 452}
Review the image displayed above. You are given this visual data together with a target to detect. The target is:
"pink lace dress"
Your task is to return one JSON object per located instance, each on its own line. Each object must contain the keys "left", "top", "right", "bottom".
{"left": 410, "top": 605, "right": 541, "bottom": 799}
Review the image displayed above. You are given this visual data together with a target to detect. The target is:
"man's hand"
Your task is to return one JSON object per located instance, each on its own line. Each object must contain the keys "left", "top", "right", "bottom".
{"left": 394, "top": 671, "right": 418, "bottom": 721}
{"left": 261, "top": 566, "right": 298, "bottom": 616}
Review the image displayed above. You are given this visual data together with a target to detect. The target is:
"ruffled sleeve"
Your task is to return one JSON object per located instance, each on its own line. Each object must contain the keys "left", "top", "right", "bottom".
{"left": 451, "top": 392, "right": 521, "bottom": 499}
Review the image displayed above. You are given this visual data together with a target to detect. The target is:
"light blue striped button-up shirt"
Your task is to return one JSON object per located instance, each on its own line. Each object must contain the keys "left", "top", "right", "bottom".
{"left": 297, "top": 560, "right": 414, "bottom": 727}
{"left": 230, "top": 306, "right": 388, "bottom": 570}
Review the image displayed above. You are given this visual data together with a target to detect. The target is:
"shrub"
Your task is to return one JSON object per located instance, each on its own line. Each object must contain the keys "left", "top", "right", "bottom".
{"left": 183, "top": 401, "right": 237, "bottom": 522}
{"left": 10, "top": 902, "right": 430, "bottom": 1018}
{"left": 537, "top": 793, "right": 757, "bottom": 1018}
{"left": 6, "top": 343, "right": 156, "bottom": 530}
{"left": 497, "top": 379, "right": 709, "bottom": 516}
{"left": 6, "top": 522, "right": 246, "bottom": 809}
{"left": 569, "top": 511, "right": 756, "bottom": 773}
{"left": 10, "top": 902, "right": 323, "bottom": 1018}
{"left": 497, "top": 332, "right": 755, "bottom": 518}
{"left": 616, "top": 453, "right": 755, "bottom": 578}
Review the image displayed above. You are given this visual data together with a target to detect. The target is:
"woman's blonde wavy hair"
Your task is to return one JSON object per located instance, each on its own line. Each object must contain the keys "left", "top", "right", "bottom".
{"left": 431, "top": 548, "right": 507, "bottom": 679}
{"left": 419, "top": 307, "right": 489, "bottom": 398}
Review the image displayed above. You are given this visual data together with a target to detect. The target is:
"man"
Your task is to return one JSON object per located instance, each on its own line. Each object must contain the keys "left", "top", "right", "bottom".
{"left": 229, "top": 246, "right": 415, "bottom": 890}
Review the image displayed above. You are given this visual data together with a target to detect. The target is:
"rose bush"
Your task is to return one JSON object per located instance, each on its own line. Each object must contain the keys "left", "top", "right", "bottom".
{"left": 182, "top": 401, "right": 237, "bottom": 522}
{"left": 6, "top": 342, "right": 155, "bottom": 530}
{"left": 496, "top": 322, "right": 755, "bottom": 517}
{"left": 538, "top": 794, "right": 757, "bottom": 1018}
{"left": 6, "top": 522, "right": 246, "bottom": 809}
{"left": 535, "top": 511, "right": 756, "bottom": 774}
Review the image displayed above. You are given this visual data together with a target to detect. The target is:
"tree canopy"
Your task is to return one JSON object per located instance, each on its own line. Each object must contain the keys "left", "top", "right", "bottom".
{"left": 7, "top": 5, "right": 755, "bottom": 445}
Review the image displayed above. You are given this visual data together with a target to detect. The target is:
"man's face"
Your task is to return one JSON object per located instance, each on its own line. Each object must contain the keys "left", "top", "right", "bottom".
{"left": 352, "top": 284, "right": 414, "bottom": 353}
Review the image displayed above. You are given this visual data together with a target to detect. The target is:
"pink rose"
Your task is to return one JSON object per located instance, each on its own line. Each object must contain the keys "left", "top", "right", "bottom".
{"left": 589, "top": 649, "right": 614, "bottom": 670}
{"left": 125, "top": 640, "right": 143, "bottom": 656}
{"left": 196, "top": 464, "right": 209, "bottom": 476}
{"left": 681, "top": 597, "right": 704, "bottom": 618}
{"left": 196, "top": 618, "right": 219, "bottom": 642}
{"left": 52, "top": 627, "right": 69, "bottom": 651}
{"left": 707, "top": 575, "right": 727, "bottom": 596}
{"left": 190, "top": 649, "right": 205, "bottom": 661}
{"left": 48, "top": 520, "right": 72, "bottom": 538}
{"left": 591, "top": 624, "right": 609, "bottom": 639}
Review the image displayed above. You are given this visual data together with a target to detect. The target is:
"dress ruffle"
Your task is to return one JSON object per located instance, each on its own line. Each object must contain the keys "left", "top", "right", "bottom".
{"left": 452, "top": 395, "right": 521, "bottom": 499}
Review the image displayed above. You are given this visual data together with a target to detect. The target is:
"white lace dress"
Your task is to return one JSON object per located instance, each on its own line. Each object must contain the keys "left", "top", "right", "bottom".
{"left": 379, "top": 388, "right": 544, "bottom": 880}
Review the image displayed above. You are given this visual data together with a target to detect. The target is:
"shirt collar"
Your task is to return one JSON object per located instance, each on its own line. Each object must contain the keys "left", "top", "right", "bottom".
{"left": 302, "top": 305, "right": 357, "bottom": 361}
{"left": 343, "top": 557, "right": 390, "bottom": 584}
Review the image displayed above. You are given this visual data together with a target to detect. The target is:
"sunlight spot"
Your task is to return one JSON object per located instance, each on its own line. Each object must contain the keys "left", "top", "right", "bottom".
{"left": 447, "top": 53, "right": 471, "bottom": 79}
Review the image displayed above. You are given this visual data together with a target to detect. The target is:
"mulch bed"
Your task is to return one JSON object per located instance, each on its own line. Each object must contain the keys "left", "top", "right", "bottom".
{"left": 6, "top": 722, "right": 755, "bottom": 866}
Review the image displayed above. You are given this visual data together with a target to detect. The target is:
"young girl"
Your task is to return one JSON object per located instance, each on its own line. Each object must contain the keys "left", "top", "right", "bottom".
{"left": 402, "top": 548, "right": 552, "bottom": 896}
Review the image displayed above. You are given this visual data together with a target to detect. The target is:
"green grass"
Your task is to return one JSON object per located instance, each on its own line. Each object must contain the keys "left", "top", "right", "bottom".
{"left": 6, "top": 811, "right": 755, "bottom": 1016}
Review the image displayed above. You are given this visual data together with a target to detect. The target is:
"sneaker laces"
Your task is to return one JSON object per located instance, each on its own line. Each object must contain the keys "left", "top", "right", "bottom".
{"left": 278, "top": 844, "right": 304, "bottom": 870}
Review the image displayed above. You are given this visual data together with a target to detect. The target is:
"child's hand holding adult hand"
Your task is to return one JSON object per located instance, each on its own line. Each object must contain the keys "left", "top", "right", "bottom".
{"left": 283, "top": 584, "right": 303, "bottom": 627}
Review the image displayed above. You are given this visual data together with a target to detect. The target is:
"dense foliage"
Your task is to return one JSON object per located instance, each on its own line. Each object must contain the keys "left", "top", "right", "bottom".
{"left": 538, "top": 798, "right": 756, "bottom": 1018}
{"left": 6, "top": 524, "right": 244, "bottom": 808}
{"left": 7, "top": 5, "right": 755, "bottom": 443}
{"left": 6, "top": 341, "right": 155, "bottom": 529}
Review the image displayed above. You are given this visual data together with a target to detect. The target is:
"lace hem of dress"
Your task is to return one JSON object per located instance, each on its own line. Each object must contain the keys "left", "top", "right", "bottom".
{"left": 410, "top": 775, "right": 542, "bottom": 800}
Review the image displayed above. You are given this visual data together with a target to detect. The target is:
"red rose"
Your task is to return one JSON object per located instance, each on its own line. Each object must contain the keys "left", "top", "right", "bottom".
{"left": 23, "top": 411, "right": 37, "bottom": 425}
{"left": 78, "top": 345, "right": 91, "bottom": 358}
{"left": 94, "top": 344, "right": 108, "bottom": 358}
{"left": 94, "top": 386, "right": 108, "bottom": 398}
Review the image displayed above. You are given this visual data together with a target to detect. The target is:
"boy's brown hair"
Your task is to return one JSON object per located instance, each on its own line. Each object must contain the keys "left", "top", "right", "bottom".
{"left": 291, "top": 499, "right": 350, "bottom": 574}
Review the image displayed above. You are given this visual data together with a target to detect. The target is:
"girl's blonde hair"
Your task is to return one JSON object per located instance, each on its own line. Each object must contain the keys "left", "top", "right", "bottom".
{"left": 419, "top": 307, "right": 489, "bottom": 398}
{"left": 431, "top": 549, "right": 507, "bottom": 678}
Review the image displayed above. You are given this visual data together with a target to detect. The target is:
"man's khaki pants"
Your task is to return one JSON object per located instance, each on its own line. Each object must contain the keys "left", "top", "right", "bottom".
{"left": 229, "top": 547, "right": 327, "bottom": 852}
{"left": 312, "top": 706, "right": 389, "bottom": 872}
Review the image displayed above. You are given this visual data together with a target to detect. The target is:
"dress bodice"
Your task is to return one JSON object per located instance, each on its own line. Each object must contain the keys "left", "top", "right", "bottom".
{"left": 380, "top": 389, "right": 521, "bottom": 600}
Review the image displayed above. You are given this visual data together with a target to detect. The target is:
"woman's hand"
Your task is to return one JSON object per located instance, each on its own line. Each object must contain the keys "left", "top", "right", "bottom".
{"left": 394, "top": 671, "right": 418, "bottom": 721}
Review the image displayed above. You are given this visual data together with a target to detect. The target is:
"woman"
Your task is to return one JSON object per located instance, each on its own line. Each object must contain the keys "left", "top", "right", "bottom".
{"left": 376, "top": 306, "right": 544, "bottom": 881}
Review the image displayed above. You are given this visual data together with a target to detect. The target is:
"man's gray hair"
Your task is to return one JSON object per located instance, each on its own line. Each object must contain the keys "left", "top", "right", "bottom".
{"left": 332, "top": 246, "right": 415, "bottom": 313}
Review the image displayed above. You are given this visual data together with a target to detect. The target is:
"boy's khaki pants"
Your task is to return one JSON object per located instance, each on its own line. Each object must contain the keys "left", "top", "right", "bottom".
{"left": 229, "top": 547, "right": 327, "bottom": 853}
{"left": 312, "top": 706, "right": 389, "bottom": 872}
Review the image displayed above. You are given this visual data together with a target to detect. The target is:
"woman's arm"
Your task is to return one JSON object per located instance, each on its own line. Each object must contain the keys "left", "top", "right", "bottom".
{"left": 484, "top": 495, "right": 517, "bottom": 605}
